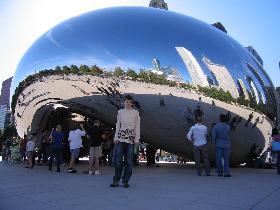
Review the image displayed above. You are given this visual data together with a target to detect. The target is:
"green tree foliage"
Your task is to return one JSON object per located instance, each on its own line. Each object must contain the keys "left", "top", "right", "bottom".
{"left": 69, "top": 65, "right": 79, "bottom": 74}
{"left": 138, "top": 70, "right": 150, "bottom": 82}
{"left": 0, "top": 124, "right": 17, "bottom": 147}
{"left": 126, "top": 69, "right": 138, "bottom": 78}
{"left": 114, "top": 67, "right": 125, "bottom": 77}
{"left": 90, "top": 65, "right": 103, "bottom": 75}
{"left": 62, "top": 65, "right": 71, "bottom": 74}
{"left": 79, "top": 64, "right": 90, "bottom": 73}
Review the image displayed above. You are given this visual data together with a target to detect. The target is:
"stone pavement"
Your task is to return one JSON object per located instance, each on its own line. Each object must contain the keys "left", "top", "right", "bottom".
{"left": 0, "top": 161, "right": 279, "bottom": 210}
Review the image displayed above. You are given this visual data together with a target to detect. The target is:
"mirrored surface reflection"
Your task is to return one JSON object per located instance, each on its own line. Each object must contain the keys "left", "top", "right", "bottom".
{"left": 11, "top": 7, "right": 277, "bottom": 163}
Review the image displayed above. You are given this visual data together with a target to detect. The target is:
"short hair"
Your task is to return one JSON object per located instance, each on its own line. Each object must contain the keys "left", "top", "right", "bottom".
{"left": 219, "top": 114, "right": 226, "bottom": 122}
{"left": 196, "top": 116, "right": 203, "bottom": 123}
{"left": 125, "top": 95, "right": 133, "bottom": 101}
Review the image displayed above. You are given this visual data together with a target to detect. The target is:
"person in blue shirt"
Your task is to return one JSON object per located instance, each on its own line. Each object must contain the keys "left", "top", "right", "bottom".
{"left": 211, "top": 114, "right": 231, "bottom": 177}
{"left": 48, "top": 124, "right": 64, "bottom": 172}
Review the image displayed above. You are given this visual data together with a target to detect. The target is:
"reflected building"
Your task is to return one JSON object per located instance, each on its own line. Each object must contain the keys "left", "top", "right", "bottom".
{"left": 11, "top": 7, "right": 277, "bottom": 164}
{"left": 246, "top": 46, "right": 263, "bottom": 66}
{"left": 202, "top": 57, "right": 239, "bottom": 98}
{"left": 149, "top": 0, "right": 168, "bottom": 10}
{"left": 175, "top": 47, "right": 209, "bottom": 87}
{"left": 237, "top": 79, "right": 249, "bottom": 100}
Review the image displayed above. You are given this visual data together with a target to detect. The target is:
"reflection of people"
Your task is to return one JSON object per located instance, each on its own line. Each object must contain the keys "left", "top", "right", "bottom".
{"left": 212, "top": 100, "right": 216, "bottom": 109}
{"left": 245, "top": 112, "right": 254, "bottom": 127}
{"left": 187, "top": 117, "right": 211, "bottom": 176}
{"left": 212, "top": 114, "right": 231, "bottom": 177}
{"left": 110, "top": 95, "right": 140, "bottom": 188}
{"left": 193, "top": 105, "right": 204, "bottom": 122}
{"left": 159, "top": 93, "right": 165, "bottom": 106}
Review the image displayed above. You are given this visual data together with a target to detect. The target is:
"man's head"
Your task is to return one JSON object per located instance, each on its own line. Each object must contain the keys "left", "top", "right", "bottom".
{"left": 196, "top": 116, "right": 203, "bottom": 124}
{"left": 219, "top": 114, "right": 226, "bottom": 123}
{"left": 56, "top": 124, "right": 62, "bottom": 131}
{"left": 124, "top": 95, "right": 133, "bottom": 109}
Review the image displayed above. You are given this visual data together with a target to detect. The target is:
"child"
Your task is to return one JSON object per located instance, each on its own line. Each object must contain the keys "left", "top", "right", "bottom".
{"left": 25, "top": 135, "right": 35, "bottom": 169}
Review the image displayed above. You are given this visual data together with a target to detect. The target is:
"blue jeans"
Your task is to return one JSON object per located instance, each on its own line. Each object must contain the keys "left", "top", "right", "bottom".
{"left": 216, "top": 146, "right": 230, "bottom": 175}
{"left": 113, "top": 142, "right": 134, "bottom": 183}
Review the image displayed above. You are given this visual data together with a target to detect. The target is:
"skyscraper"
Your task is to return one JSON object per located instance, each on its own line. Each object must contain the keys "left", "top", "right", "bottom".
{"left": 175, "top": 47, "right": 209, "bottom": 87}
{"left": 0, "top": 77, "right": 12, "bottom": 130}
{"left": 149, "top": 0, "right": 168, "bottom": 10}
{"left": 0, "top": 77, "right": 13, "bottom": 108}
{"left": 202, "top": 57, "right": 239, "bottom": 98}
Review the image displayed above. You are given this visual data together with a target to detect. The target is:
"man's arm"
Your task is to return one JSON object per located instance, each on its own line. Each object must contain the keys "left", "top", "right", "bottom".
{"left": 114, "top": 111, "right": 121, "bottom": 143}
{"left": 135, "top": 112, "right": 140, "bottom": 144}
{"left": 187, "top": 127, "right": 193, "bottom": 142}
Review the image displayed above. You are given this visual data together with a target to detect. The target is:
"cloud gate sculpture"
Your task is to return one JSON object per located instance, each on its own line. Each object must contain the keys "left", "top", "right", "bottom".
{"left": 12, "top": 7, "right": 277, "bottom": 164}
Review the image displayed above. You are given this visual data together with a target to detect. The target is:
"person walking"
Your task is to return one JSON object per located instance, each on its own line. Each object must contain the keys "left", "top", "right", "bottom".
{"left": 110, "top": 95, "right": 140, "bottom": 188}
{"left": 187, "top": 117, "right": 211, "bottom": 176}
{"left": 48, "top": 125, "right": 64, "bottom": 172}
{"left": 212, "top": 114, "right": 231, "bottom": 177}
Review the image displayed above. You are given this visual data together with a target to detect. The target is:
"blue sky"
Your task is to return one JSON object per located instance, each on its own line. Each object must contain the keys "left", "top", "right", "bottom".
{"left": 0, "top": 0, "right": 279, "bottom": 87}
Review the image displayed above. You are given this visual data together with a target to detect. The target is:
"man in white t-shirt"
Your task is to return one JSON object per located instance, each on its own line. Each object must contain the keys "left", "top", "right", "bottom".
{"left": 68, "top": 124, "right": 86, "bottom": 173}
{"left": 187, "top": 117, "right": 211, "bottom": 176}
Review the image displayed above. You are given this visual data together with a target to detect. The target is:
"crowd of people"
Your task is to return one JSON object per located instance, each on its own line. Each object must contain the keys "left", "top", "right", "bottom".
{"left": 1, "top": 95, "right": 280, "bottom": 189}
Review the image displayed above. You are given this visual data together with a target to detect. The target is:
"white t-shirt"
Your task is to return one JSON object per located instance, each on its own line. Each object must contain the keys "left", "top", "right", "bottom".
{"left": 187, "top": 124, "right": 207, "bottom": 147}
{"left": 68, "top": 129, "right": 86, "bottom": 149}
{"left": 26, "top": 141, "right": 35, "bottom": 152}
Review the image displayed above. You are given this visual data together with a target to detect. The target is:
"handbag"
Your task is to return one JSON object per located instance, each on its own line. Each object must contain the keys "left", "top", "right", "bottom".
{"left": 271, "top": 141, "right": 280, "bottom": 151}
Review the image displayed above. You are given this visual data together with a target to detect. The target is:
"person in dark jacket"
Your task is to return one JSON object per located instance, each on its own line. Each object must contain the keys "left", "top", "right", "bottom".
{"left": 86, "top": 120, "right": 103, "bottom": 175}
{"left": 48, "top": 125, "right": 64, "bottom": 172}
{"left": 212, "top": 114, "right": 231, "bottom": 177}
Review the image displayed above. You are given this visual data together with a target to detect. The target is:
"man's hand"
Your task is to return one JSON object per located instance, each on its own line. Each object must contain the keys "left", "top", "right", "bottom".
{"left": 114, "top": 140, "right": 118, "bottom": 144}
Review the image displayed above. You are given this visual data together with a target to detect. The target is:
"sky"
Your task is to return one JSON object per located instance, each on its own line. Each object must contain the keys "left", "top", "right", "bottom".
{"left": 0, "top": 0, "right": 279, "bottom": 89}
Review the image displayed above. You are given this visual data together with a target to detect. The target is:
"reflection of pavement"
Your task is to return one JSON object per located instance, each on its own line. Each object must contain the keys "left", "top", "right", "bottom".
{"left": 0, "top": 162, "right": 279, "bottom": 210}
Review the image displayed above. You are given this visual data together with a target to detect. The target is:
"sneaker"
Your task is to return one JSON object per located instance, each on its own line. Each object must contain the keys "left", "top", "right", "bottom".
{"left": 110, "top": 181, "right": 119, "bottom": 187}
{"left": 68, "top": 168, "right": 77, "bottom": 173}
{"left": 89, "top": 171, "right": 93, "bottom": 175}
{"left": 94, "top": 170, "right": 102, "bottom": 175}
{"left": 224, "top": 174, "right": 231, "bottom": 177}
{"left": 123, "top": 182, "right": 130, "bottom": 188}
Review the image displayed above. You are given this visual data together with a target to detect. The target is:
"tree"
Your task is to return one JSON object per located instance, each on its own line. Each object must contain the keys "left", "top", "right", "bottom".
{"left": 70, "top": 65, "right": 79, "bottom": 74}
{"left": 138, "top": 70, "right": 150, "bottom": 82}
{"left": 90, "top": 65, "right": 103, "bottom": 75}
{"left": 113, "top": 67, "right": 125, "bottom": 77}
{"left": 79, "top": 64, "right": 90, "bottom": 73}
{"left": 126, "top": 69, "right": 138, "bottom": 78}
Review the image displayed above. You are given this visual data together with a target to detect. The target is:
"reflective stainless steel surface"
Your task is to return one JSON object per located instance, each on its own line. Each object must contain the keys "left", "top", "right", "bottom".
{"left": 12, "top": 7, "right": 276, "bottom": 163}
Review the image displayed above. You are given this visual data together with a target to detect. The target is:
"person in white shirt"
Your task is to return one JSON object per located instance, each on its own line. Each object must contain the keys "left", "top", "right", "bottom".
{"left": 110, "top": 95, "right": 140, "bottom": 188}
{"left": 187, "top": 117, "right": 211, "bottom": 176}
{"left": 67, "top": 124, "right": 86, "bottom": 173}
{"left": 25, "top": 135, "right": 35, "bottom": 169}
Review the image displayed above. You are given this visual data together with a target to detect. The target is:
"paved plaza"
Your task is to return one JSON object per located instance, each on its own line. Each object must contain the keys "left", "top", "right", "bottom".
{"left": 0, "top": 161, "right": 279, "bottom": 210}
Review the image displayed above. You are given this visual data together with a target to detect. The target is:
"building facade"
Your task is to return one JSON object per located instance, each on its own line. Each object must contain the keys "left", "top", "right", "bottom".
{"left": 202, "top": 57, "right": 239, "bottom": 98}
{"left": 246, "top": 46, "right": 263, "bottom": 66}
{"left": 0, "top": 77, "right": 13, "bottom": 108}
{"left": 176, "top": 47, "right": 209, "bottom": 87}
{"left": 149, "top": 0, "right": 168, "bottom": 10}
